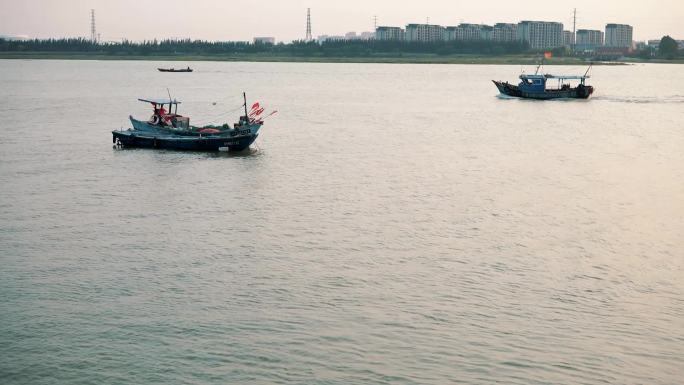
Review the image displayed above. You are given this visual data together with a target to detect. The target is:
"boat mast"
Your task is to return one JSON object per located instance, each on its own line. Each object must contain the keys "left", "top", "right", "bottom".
{"left": 243, "top": 92, "right": 248, "bottom": 120}
{"left": 582, "top": 63, "right": 593, "bottom": 85}
{"left": 535, "top": 57, "right": 543, "bottom": 75}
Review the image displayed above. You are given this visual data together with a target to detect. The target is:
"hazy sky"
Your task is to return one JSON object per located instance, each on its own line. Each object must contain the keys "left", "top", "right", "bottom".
{"left": 1, "top": 0, "right": 682, "bottom": 42}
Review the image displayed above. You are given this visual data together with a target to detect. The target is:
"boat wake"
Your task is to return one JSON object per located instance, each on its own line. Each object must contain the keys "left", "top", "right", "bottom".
{"left": 211, "top": 146, "right": 261, "bottom": 157}
{"left": 592, "top": 95, "right": 684, "bottom": 104}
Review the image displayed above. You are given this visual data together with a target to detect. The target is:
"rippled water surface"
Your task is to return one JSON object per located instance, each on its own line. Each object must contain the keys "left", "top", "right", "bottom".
{"left": 1, "top": 60, "right": 683, "bottom": 384}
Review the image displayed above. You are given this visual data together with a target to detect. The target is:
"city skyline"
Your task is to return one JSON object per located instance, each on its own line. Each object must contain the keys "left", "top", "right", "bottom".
{"left": 0, "top": 0, "right": 682, "bottom": 42}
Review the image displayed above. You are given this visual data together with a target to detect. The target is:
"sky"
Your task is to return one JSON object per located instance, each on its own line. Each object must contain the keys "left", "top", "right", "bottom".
{"left": 0, "top": 0, "right": 682, "bottom": 42}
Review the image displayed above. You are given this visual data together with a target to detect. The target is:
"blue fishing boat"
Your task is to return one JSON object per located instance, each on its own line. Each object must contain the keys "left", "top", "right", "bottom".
{"left": 112, "top": 93, "right": 272, "bottom": 152}
{"left": 493, "top": 63, "right": 594, "bottom": 100}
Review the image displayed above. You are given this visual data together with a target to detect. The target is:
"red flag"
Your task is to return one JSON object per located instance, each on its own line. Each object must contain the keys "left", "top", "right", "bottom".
{"left": 251, "top": 102, "right": 260, "bottom": 110}
{"left": 544, "top": 51, "right": 553, "bottom": 59}
{"left": 249, "top": 107, "right": 265, "bottom": 117}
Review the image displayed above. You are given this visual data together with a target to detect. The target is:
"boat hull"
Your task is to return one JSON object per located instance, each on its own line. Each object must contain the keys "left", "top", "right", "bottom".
{"left": 158, "top": 68, "right": 193, "bottom": 72}
{"left": 493, "top": 80, "right": 594, "bottom": 100}
{"left": 112, "top": 130, "right": 258, "bottom": 151}
{"left": 130, "top": 117, "right": 261, "bottom": 137}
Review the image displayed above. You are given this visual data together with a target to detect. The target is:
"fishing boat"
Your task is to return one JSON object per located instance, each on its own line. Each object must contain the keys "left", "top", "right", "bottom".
{"left": 112, "top": 93, "right": 272, "bottom": 152}
{"left": 493, "top": 62, "right": 594, "bottom": 100}
{"left": 157, "top": 66, "right": 193, "bottom": 72}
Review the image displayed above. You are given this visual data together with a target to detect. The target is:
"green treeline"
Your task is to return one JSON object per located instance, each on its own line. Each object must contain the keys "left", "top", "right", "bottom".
{"left": 0, "top": 38, "right": 530, "bottom": 57}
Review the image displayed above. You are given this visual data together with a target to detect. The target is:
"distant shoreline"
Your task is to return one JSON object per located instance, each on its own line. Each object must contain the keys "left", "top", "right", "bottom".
{"left": 1, "top": 52, "right": 682, "bottom": 65}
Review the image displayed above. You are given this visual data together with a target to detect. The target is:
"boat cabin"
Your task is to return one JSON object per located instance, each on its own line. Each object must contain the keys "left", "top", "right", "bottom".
{"left": 518, "top": 74, "right": 590, "bottom": 93}
{"left": 138, "top": 98, "right": 190, "bottom": 129}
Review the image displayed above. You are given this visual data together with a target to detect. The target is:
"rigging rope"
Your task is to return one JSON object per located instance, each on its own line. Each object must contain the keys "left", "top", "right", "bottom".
{"left": 192, "top": 104, "right": 245, "bottom": 126}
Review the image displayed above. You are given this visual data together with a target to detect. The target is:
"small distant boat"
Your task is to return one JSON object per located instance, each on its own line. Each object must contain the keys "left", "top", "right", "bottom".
{"left": 493, "top": 62, "right": 594, "bottom": 100}
{"left": 157, "top": 66, "right": 193, "bottom": 72}
{"left": 112, "top": 93, "right": 273, "bottom": 152}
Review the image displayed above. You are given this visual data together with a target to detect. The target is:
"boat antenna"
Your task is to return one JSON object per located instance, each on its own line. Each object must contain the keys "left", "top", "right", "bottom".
{"left": 167, "top": 88, "right": 176, "bottom": 113}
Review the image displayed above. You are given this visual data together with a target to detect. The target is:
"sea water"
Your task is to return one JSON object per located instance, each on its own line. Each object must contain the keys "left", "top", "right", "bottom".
{"left": 1, "top": 60, "right": 683, "bottom": 384}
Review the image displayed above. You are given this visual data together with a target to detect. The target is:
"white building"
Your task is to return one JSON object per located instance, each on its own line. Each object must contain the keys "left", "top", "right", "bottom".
{"left": 605, "top": 24, "right": 633, "bottom": 48}
{"left": 405, "top": 24, "right": 445, "bottom": 42}
{"left": 253, "top": 37, "right": 275, "bottom": 44}
{"left": 317, "top": 35, "right": 345, "bottom": 43}
{"left": 446, "top": 24, "right": 491, "bottom": 41}
{"left": 481, "top": 25, "right": 493, "bottom": 41}
{"left": 563, "top": 30, "right": 574, "bottom": 47}
{"left": 576, "top": 29, "right": 603, "bottom": 50}
{"left": 375, "top": 26, "right": 404, "bottom": 41}
{"left": 341, "top": 31, "right": 375, "bottom": 41}
{"left": 359, "top": 31, "right": 375, "bottom": 40}
{"left": 517, "top": 21, "right": 564, "bottom": 49}
{"left": 634, "top": 41, "right": 648, "bottom": 51}
{"left": 492, "top": 23, "right": 518, "bottom": 42}
{"left": 0, "top": 34, "right": 29, "bottom": 41}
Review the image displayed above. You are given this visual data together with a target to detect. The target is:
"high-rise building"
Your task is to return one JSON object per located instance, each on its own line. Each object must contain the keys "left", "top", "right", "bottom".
{"left": 576, "top": 29, "right": 604, "bottom": 50}
{"left": 480, "top": 25, "right": 494, "bottom": 41}
{"left": 359, "top": 32, "right": 375, "bottom": 40}
{"left": 605, "top": 24, "right": 633, "bottom": 48}
{"left": 446, "top": 24, "right": 491, "bottom": 41}
{"left": 517, "top": 21, "right": 564, "bottom": 49}
{"left": 405, "top": 24, "right": 445, "bottom": 42}
{"left": 492, "top": 23, "right": 518, "bottom": 42}
{"left": 375, "top": 26, "right": 404, "bottom": 41}
{"left": 563, "top": 30, "right": 574, "bottom": 47}
{"left": 445, "top": 26, "right": 458, "bottom": 41}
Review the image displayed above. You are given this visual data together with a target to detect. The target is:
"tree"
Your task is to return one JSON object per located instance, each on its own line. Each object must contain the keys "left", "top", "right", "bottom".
{"left": 659, "top": 35, "right": 679, "bottom": 58}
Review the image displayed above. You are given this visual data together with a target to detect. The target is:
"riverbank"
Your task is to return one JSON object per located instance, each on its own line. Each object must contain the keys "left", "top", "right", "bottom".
{"left": 1, "top": 51, "right": 682, "bottom": 65}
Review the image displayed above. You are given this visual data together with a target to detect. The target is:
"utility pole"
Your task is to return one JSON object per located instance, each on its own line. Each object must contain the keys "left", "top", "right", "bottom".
{"left": 572, "top": 8, "right": 577, "bottom": 52}
{"left": 90, "top": 9, "right": 97, "bottom": 43}
{"left": 305, "top": 8, "right": 312, "bottom": 42}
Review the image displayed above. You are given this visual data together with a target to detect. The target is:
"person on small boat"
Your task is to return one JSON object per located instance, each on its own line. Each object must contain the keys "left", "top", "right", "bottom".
{"left": 148, "top": 103, "right": 169, "bottom": 126}
{"left": 234, "top": 115, "right": 249, "bottom": 128}
{"left": 157, "top": 105, "right": 167, "bottom": 117}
